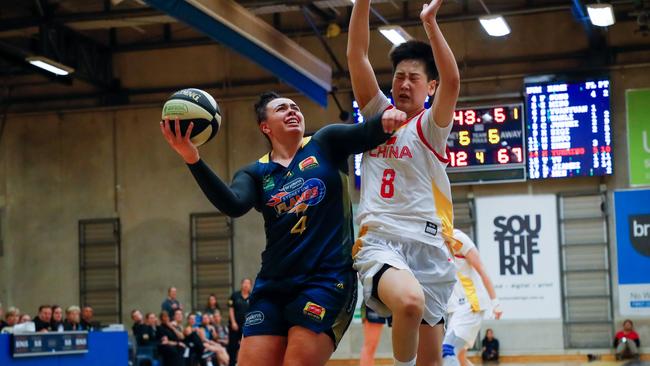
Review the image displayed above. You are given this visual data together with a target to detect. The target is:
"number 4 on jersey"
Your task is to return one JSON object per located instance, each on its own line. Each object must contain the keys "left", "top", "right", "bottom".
{"left": 291, "top": 216, "right": 308, "bottom": 235}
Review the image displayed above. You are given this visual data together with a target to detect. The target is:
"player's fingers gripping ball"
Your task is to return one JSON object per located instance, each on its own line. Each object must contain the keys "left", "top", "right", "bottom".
{"left": 162, "top": 88, "right": 222, "bottom": 147}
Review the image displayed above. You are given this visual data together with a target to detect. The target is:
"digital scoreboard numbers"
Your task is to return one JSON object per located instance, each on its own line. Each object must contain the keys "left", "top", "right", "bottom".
{"left": 446, "top": 104, "right": 526, "bottom": 184}
{"left": 352, "top": 96, "right": 526, "bottom": 186}
{"left": 525, "top": 78, "right": 613, "bottom": 179}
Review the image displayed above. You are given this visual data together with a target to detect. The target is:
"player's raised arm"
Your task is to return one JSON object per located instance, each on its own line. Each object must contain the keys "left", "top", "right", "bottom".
{"left": 187, "top": 161, "right": 257, "bottom": 218}
{"left": 421, "top": 1, "right": 460, "bottom": 128}
{"left": 313, "top": 109, "right": 405, "bottom": 163}
{"left": 347, "top": 0, "right": 381, "bottom": 109}
{"left": 160, "top": 117, "right": 257, "bottom": 217}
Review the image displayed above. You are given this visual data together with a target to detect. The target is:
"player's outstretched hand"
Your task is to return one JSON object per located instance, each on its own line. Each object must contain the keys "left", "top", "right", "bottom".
{"left": 160, "top": 117, "right": 200, "bottom": 164}
{"left": 381, "top": 108, "right": 408, "bottom": 134}
{"left": 420, "top": 1, "right": 443, "bottom": 35}
{"left": 420, "top": 0, "right": 443, "bottom": 21}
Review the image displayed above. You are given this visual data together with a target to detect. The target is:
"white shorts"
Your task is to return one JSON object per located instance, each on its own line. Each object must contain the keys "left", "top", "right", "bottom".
{"left": 446, "top": 302, "right": 484, "bottom": 346}
{"left": 353, "top": 232, "right": 456, "bottom": 326}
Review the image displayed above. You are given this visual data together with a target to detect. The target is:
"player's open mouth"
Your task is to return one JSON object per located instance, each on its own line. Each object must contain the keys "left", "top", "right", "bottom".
{"left": 398, "top": 94, "right": 410, "bottom": 101}
{"left": 285, "top": 117, "right": 300, "bottom": 126}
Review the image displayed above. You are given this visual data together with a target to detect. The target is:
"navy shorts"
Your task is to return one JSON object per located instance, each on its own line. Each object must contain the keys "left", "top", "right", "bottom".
{"left": 242, "top": 270, "right": 357, "bottom": 347}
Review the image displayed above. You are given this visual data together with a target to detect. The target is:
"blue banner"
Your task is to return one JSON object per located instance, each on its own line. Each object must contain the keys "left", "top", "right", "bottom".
{"left": 614, "top": 189, "right": 650, "bottom": 315}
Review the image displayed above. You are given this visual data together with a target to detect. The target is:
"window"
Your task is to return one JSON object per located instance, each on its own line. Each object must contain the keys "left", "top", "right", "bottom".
{"left": 190, "top": 213, "right": 233, "bottom": 312}
{"left": 558, "top": 193, "right": 613, "bottom": 348}
{"left": 79, "top": 218, "right": 122, "bottom": 324}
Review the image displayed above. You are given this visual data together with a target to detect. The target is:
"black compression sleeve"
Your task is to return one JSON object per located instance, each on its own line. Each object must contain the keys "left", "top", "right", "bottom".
{"left": 187, "top": 159, "right": 258, "bottom": 217}
{"left": 313, "top": 112, "right": 391, "bottom": 163}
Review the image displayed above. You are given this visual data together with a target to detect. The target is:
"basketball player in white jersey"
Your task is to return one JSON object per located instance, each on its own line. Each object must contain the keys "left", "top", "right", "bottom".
{"left": 347, "top": 1, "right": 460, "bottom": 366}
{"left": 445, "top": 229, "right": 502, "bottom": 366}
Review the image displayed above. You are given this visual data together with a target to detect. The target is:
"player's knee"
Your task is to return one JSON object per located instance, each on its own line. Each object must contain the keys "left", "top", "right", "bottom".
{"left": 394, "top": 291, "right": 424, "bottom": 320}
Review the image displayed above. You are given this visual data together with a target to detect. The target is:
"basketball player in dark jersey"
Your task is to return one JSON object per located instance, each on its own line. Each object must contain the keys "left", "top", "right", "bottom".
{"left": 161, "top": 91, "right": 406, "bottom": 365}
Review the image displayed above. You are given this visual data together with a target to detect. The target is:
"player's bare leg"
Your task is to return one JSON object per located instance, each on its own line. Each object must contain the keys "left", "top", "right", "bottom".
{"left": 238, "top": 335, "right": 286, "bottom": 366}
{"left": 360, "top": 321, "right": 384, "bottom": 366}
{"left": 377, "top": 268, "right": 424, "bottom": 365}
{"left": 416, "top": 323, "right": 444, "bottom": 366}
{"left": 457, "top": 348, "right": 473, "bottom": 366}
{"left": 282, "top": 326, "right": 335, "bottom": 366}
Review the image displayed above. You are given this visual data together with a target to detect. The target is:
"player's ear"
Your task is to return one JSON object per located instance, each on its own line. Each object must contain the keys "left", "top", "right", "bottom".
{"left": 260, "top": 121, "right": 271, "bottom": 135}
{"left": 427, "top": 79, "right": 437, "bottom": 96}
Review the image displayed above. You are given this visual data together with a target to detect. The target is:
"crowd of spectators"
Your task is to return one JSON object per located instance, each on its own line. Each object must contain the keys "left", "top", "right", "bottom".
{"left": 131, "top": 282, "right": 250, "bottom": 366}
{"left": 0, "top": 302, "right": 99, "bottom": 334}
{"left": 1, "top": 298, "right": 648, "bottom": 365}
{"left": 0, "top": 281, "right": 250, "bottom": 366}
{"left": 130, "top": 287, "right": 231, "bottom": 366}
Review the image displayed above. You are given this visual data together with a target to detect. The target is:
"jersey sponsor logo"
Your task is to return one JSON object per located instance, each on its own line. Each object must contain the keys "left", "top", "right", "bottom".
{"left": 298, "top": 156, "right": 319, "bottom": 171}
{"left": 266, "top": 178, "right": 326, "bottom": 215}
{"left": 262, "top": 175, "right": 275, "bottom": 191}
{"left": 283, "top": 178, "right": 305, "bottom": 192}
{"left": 244, "top": 311, "right": 265, "bottom": 326}
{"left": 303, "top": 302, "right": 326, "bottom": 322}
{"left": 425, "top": 221, "right": 438, "bottom": 236}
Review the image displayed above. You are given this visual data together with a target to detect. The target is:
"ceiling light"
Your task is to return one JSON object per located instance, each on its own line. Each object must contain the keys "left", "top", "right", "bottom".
{"left": 587, "top": 3, "right": 615, "bottom": 27}
{"left": 378, "top": 25, "right": 412, "bottom": 46}
{"left": 26, "top": 56, "right": 74, "bottom": 76}
{"left": 479, "top": 15, "right": 511, "bottom": 37}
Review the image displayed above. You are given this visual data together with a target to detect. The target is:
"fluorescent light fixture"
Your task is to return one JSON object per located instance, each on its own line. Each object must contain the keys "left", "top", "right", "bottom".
{"left": 26, "top": 56, "right": 75, "bottom": 76}
{"left": 378, "top": 25, "right": 412, "bottom": 46}
{"left": 587, "top": 3, "right": 615, "bottom": 27}
{"left": 479, "top": 15, "right": 511, "bottom": 37}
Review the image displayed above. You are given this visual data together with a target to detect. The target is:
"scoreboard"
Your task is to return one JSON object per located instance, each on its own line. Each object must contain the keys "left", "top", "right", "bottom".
{"left": 351, "top": 76, "right": 612, "bottom": 186}
{"left": 447, "top": 104, "right": 526, "bottom": 184}
{"left": 525, "top": 77, "right": 613, "bottom": 179}
{"left": 353, "top": 99, "right": 527, "bottom": 186}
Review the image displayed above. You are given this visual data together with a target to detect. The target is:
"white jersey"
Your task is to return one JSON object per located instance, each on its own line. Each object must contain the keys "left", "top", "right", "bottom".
{"left": 356, "top": 92, "right": 453, "bottom": 248}
{"left": 448, "top": 229, "right": 491, "bottom": 313}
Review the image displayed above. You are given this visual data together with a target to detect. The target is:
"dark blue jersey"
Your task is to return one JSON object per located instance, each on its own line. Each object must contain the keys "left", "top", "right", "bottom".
{"left": 187, "top": 113, "right": 391, "bottom": 293}
{"left": 252, "top": 135, "right": 354, "bottom": 283}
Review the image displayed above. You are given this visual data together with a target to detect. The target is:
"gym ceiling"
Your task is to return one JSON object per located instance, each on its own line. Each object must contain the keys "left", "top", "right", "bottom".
{"left": 0, "top": 0, "right": 649, "bottom": 111}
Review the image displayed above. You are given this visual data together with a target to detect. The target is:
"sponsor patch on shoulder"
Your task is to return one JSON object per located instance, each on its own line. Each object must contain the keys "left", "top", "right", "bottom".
{"left": 303, "top": 302, "right": 326, "bottom": 322}
{"left": 425, "top": 221, "right": 438, "bottom": 236}
{"left": 299, "top": 156, "right": 319, "bottom": 171}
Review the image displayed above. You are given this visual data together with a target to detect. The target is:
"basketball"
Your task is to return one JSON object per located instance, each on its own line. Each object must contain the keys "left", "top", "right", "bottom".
{"left": 161, "top": 88, "right": 221, "bottom": 147}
